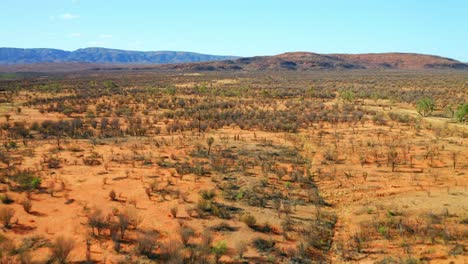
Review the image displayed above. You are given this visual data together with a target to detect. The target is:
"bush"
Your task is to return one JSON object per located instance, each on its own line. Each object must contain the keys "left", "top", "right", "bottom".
{"left": 200, "top": 189, "right": 216, "bottom": 200}
{"left": 241, "top": 213, "right": 257, "bottom": 228}
{"left": 236, "top": 240, "right": 248, "bottom": 259}
{"left": 212, "top": 204, "right": 231, "bottom": 219}
{"left": 170, "top": 206, "right": 178, "bottom": 218}
{"left": 11, "top": 170, "right": 41, "bottom": 191}
{"left": 0, "top": 206, "right": 15, "bottom": 228}
{"left": 455, "top": 103, "right": 467, "bottom": 123}
{"left": 253, "top": 237, "right": 275, "bottom": 252}
{"left": 179, "top": 227, "right": 195, "bottom": 246}
{"left": 49, "top": 236, "right": 74, "bottom": 264}
{"left": 212, "top": 240, "right": 228, "bottom": 263}
{"left": 201, "top": 228, "right": 213, "bottom": 247}
{"left": 137, "top": 230, "right": 158, "bottom": 257}
{"left": 197, "top": 198, "right": 213, "bottom": 213}
{"left": 22, "top": 198, "right": 32, "bottom": 213}
{"left": 416, "top": 97, "right": 435, "bottom": 117}
{"left": 88, "top": 209, "right": 108, "bottom": 236}
{"left": 0, "top": 193, "right": 14, "bottom": 204}
{"left": 125, "top": 206, "right": 143, "bottom": 228}
{"left": 47, "top": 157, "right": 61, "bottom": 169}
{"left": 109, "top": 190, "right": 116, "bottom": 201}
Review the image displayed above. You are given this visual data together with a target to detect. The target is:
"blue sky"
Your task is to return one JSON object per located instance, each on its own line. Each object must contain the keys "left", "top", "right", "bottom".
{"left": 1, "top": 0, "right": 467, "bottom": 61}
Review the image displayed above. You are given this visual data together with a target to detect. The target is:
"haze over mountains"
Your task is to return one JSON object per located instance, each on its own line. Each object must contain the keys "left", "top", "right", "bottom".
{"left": 0, "top": 47, "right": 467, "bottom": 73}
{"left": 0, "top": 47, "right": 237, "bottom": 64}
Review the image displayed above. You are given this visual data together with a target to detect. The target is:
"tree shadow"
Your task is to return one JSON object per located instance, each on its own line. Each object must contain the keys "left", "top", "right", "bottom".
{"left": 30, "top": 211, "right": 47, "bottom": 217}
{"left": 12, "top": 223, "right": 36, "bottom": 234}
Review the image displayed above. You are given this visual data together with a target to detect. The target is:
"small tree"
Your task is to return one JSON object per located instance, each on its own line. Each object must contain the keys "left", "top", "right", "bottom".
{"left": 207, "top": 137, "right": 215, "bottom": 155}
{"left": 387, "top": 148, "right": 399, "bottom": 172}
{"left": 451, "top": 151, "right": 458, "bottom": 169}
{"left": 416, "top": 97, "right": 435, "bottom": 117}
{"left": 273, "top": 199, "right": 282, "bottom": 218}
{"left": 118, "top": 212, "right": 130, "bottom": 239}
{"left": 455, "top": 103, "right": 467, "bottom": 123}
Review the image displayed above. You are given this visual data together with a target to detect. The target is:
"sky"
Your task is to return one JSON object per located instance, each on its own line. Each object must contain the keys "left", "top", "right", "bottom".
{"left": 1, "top": 0, "right": 467, "bottom": 61}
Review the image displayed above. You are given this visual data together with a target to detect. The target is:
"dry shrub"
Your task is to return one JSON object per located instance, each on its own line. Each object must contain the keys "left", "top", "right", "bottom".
{"left": 49, "top": 236, "right": 74, "bottom": 264}
{"left": 118, "top": 212, "right": 129, "bottom": 239}
{"left": 201, "top": 228, "right": 213, "bottom": 247}
{"left": 163, "top": 240, "right": 184, "bottom": 263}
{"left": 0, "top": 206, "right": 15, "bottom": 228}
{"left": 109, "top": 190, "right": 116, "bottom": 201}
{"left": 128, "top": 207, "right": 143, "bottom": 227}
{"left": 170, "top": 206, "right": 178, "bottom": 218}
{"left": 144, "top": 187, "right": 151, "bottom": 199}
{"left": 121, "top": 206, "right": 143, "bottom": 233}
{"left": 236, "top": 240, "right": 248, "bottom": 259}
{"left": 241, "top": 213, "right": 257, "bottom": 228}
{"left": 136, "top": 230, "right": 158, "bottom": 257}
{"left": 88, "top": 208, "right": 108, "bottom": 236}
{"left": 22, "top": 198, "right": 32, "bottom": 213}
{"left": 179, "top": 227, "right": 195, "bottom": 246}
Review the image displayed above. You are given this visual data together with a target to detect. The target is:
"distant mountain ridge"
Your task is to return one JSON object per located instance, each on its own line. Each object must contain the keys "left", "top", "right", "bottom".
{"left": 0, "top": 49, "right": 466, "bottom": 72}
{"left": 0, "top": 47, "right": 238, "bottom": 64}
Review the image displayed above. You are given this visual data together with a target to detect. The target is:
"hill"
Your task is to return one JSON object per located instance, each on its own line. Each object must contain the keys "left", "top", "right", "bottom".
{"left": 163, "top": 52, "right": 467, "bottom": 71}
{"left": 0, "top": 47, "right": 237, "bottom": 64}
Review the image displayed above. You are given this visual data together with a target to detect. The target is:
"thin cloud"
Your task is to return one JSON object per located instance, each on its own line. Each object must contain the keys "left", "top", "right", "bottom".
{"left": 60, "top": 13, "right": 79, "bottom": 20}
{"left": 99, "top": 34, "right": 113, "bottom": 39}
{"left": 88, "top": 41, "right": 105, "bottom": 46}
{"left": 69, "top": 33, "right": 81, "bottom": 37}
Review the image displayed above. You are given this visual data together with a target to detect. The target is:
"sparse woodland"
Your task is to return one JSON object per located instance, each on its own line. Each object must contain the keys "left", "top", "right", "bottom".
{"left": 0, "top": 70, "right": 466, "bottom": 263}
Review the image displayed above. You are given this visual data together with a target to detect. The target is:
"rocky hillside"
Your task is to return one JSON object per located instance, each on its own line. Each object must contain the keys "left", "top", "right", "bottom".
{"left": 163, "top": 52, "right": 467, "bottom": 71}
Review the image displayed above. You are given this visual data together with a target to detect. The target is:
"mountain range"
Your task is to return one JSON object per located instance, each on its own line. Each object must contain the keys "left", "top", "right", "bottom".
{"left": 0, "top": 48, "right": 467, "bottom": 72}
{"left": 0, "top": 47, "right": 237, "bottom": 64}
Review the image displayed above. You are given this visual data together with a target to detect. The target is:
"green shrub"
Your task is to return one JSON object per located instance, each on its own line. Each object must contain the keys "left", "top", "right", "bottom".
{"left": 416, "top": 97, "right": 435, "bottom": 117}
{"left": 455, "top": 103, "right": 467, "bottom": 123}
{"left": 212, "top": 240, "right": 228, "bottom": 263}
{"left": 11, "top": 170, "right": 41, "bottom": 191}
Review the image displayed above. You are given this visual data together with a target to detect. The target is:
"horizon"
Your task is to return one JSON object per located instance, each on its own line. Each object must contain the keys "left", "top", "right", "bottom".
{"left": 1, "top": 0, "right": 467, "bottom": 61}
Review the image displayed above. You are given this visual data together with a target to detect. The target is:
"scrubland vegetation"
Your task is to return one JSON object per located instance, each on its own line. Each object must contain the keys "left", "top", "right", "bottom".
{"left": 0, "top": 70, "right": 466, "bottom": 263}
